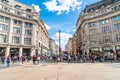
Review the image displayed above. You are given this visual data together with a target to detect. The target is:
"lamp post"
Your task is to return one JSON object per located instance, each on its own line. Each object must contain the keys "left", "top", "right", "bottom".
{"left": 59, "top": 30, "right": 61, "bottom": 55}
{"left": 59, "top": 30, "right": 62, "bottom": 62}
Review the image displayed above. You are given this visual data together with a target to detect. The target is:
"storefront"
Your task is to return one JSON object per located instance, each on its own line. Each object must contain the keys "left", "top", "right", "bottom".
{"left": 0, "top": 47, "right": 6, "bottom": 57}
{"left": 23, "top": 48, "right": 31, "bottom": 56}
{"left": 91, "top": 47, "right": 101, "bottom": 56}
{"left": 102, "top": 47, "right": 114, "bottom": 60}
{"left": 115, "top": 46, "right": 120, "bottom": 60}
{"left": 10, "top": 48, "right": 19, "bottom": 57}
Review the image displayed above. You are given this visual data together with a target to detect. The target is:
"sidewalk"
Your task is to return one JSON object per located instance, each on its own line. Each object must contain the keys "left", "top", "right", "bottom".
{"left": 0, "top": 62, "right": 120, "bottom": 80}
{"left": 0, "top": 62, "right": 25, "bottom": 69}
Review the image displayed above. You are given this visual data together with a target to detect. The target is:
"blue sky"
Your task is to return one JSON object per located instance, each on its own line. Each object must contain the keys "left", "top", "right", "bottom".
{"left": 17, "top": 0, "right": 101, "bottom": 50}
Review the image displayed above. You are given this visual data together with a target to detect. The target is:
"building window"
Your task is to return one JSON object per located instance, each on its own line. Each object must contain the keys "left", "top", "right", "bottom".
{"left": 113, "top": 15, "right": 120, "bottom": 21}
{"left": 100, "top": 5, "right": 105, "bottom": 8}
{"left": 0, "top": 34, "right": 6, "bottom": 43}
{"left": 89, "top": 22, "right": 96, "bottom": 27}
{"left": 25, "top": 29, "right": 32, "bottom": 35}
{"left": 14, "top": 20, "right": 22, "bottom": 25}
{"left": 13, "top": 27, "right": 21, "bottom": 34}
{"left": 114, "top": 23, "right": 120, "bottom": 30}
{"left": 24, "top": 38, "right": 31, "bottom": 45}
{"left": 26, "top": 9, "right": 31, "bottom": 12}
{"left": 103, "top": 36, "right": 111, "bottom": 43}
{"left": 114, "top": 0, "right": 118, "bottom": 3}
{"left": 116, "top": 34, "right": 120, "bottom": 42}
{"left": 2, "top": 0, "right": 9, "bottom": 4}
{"left": 12, "top": 36, "right": 20, "bottom": 44}
{"left": 2, "top": 6, "right": 10, "bottom": 12}
{"left": 0, "top": 15, "right": 10, "bottom": 22}
{"left": 0, "top": 24, "right": 8, "bottom": 32}
{"left": 25, "top": 22, "right": 33, "bottom": 28}
{"left": 100, "top": 19, "right": 109, "bottom": 25}
{"left": 89, "top": 8, "right": 94, "bottom": 12}
{"left": 15, "top": 5, "right": 21, "bottom": 8}
{"left": 26, "top": 15, "right": 33, "bottom": 18}
{"left": 15, "top": 11, "right": 22, "bottom": 16}
{"left": 102, "top": 26, "right": 109, "bottom": 33}
{"left": 114, "top": 6, "right": 118, "bottom": 10}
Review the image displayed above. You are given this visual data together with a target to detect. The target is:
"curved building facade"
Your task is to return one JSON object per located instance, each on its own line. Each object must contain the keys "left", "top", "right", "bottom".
{"left": 76, "top": 0, "right": 120, "bottom": 59}
{"left": 0, "top": 0, "right": 49, "bottom": 57}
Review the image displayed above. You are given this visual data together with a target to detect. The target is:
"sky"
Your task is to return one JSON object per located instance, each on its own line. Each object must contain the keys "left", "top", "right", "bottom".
{"left": 17, "top": 0, "right": 101, "bottom": 50}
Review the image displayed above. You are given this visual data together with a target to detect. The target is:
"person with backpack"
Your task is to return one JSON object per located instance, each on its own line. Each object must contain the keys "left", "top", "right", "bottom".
{"left": 21, "top": 56, "right": 25, "bottom": 64}
{"left": 32, "top": 55, "right": 37, "bottom": 65}
{"left": 6, "top": 55, "right": 11, "bottom": 67}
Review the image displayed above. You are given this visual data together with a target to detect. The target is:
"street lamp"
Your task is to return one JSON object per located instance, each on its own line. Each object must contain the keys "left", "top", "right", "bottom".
{"left": 59, "top": 30, "right": 62, "bottom": 62}
{"left": 59, "top": 30, "right": 61, "bottom": 55}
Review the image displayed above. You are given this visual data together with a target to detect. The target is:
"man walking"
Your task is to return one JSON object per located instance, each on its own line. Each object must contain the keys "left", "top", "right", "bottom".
{"left": 32, "top": 55, "right": 37, "bottom": 65}
{"left": 68, "top": 55, "right": 71, "bottom": 64}
{"left": 91, "top": 55, "right": 95, "bottom": 64}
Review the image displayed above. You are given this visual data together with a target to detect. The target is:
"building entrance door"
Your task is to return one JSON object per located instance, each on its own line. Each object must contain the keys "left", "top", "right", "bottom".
{"left": 23, "top": 48, "right": 31, "bottom": 56}
{"left": 103, "top": 51, "right": 114, "bottom": 60}
{"left": 10, "top": 48, "right": 19, "bottom": 58}
{"left": 0, "top": 47, "right": 6, "bottom": 57}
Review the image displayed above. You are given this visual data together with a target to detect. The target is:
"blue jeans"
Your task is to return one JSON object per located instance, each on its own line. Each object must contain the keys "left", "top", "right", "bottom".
{"left": 37, "top": 60, "right": 40, "bottom": 64}
{"left": 6, "top": 60, "right": 10, "bottom": 67}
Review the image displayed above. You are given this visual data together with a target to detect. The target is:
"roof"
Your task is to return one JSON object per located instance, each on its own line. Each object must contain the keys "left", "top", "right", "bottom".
{"left": 84, "top": 0, "right": 115, "bottom": 12}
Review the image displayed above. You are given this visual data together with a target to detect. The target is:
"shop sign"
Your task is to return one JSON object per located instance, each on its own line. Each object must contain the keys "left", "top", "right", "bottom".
{"left": 103, "top": 47, "right": 111, "bottom": 51}
{"left": 91, "top": 48, "right": 99, "bottom": 51}
{"left": 116, "top": 46, "right": 120, "bottom": 50}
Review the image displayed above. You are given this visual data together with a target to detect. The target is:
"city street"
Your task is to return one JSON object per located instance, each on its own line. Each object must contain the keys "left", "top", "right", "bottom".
{"left": 0, "top": 62, "right": 120, "bottom": 80}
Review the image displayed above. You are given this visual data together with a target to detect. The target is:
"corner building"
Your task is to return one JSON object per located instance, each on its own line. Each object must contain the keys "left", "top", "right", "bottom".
{"left": 0, "top": 0, "right": 49, "bottom": 57}
{"left": 76, "top": 0, "right": 120, "bottom": 60}
{"left": 49, "top": 38, "right": 58, "bottom": 55}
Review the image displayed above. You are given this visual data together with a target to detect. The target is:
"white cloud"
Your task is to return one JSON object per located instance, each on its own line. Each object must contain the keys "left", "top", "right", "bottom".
{"left": 32, "top": 4, "right": 41, "bottom": 12}
{"left": 66, "top": 29, "right": 70, "bottom": 33}
{"left": 43, "top": 0, "right": 82, "bottom": 15}
{"left": 52, "top": 32, "right": 72, "bottom": 50}
{"left": 45, "top": 24, "right": 51, "bottom": 30}
{"left": 73, "top": 29, "right": 76, "bottom": 32}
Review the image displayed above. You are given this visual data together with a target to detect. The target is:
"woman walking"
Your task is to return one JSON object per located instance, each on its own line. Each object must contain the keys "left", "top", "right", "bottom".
{"left": 6, "top": 55, "right": 11, "bottom": 67}
{"left": 37, "top": 56, "right": 40, "bottom": 64}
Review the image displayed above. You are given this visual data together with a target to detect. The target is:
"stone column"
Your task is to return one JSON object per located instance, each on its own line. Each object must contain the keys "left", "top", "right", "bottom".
{"left": 21, "top": 22, "right": 25, "bottom": 45}
{"left": 32, "top": 24, "right": 36, "bottom": 46}
{"left": 19, "top": 47, "right": 23, "bottom": 57}
{"left": 112, "top": 46, "right": 117, "bottom": 60}
{"left": 5, "top": 18, "right": 13, "bottom": 58}
{"left": 5, "top": 46, "right": 10, "bottom": 58}
{"left": 31, "top": 47, "right": 35, "bottom": 56}
{"left": 109, "top": 18, "right": 114, "bottom": 43}
{"left": 112, "top": 46, "right": 116, "bottom": 53}
{"left": 100, "top": 47, "right": 102, "bottom": 53}
{"left": 8, "top": 18, "right": 13, "bottom": 44}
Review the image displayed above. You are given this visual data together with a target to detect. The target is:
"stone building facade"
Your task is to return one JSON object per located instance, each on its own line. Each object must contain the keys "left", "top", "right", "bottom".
{"left": 49, "top": 38, "right": 59, "bottom": 55}
{"left": 76, "top": 0, "right": 120, "bottom": 59}
{"left": 72, "top": 34, "right": 77, "bottom": 55}
{"left": 67, "top": 38, "right": 72, "bottom": 54}
{"left": 0, "top": 0, "right": 49, "bottom": 57}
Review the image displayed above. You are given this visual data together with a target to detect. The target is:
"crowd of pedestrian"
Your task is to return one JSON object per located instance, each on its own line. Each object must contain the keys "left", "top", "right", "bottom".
{"left": 61, "top": 53, "right": 105, "bottom": 64}
{"left": 0, "top": 53, "right": 110, "bottom": 68}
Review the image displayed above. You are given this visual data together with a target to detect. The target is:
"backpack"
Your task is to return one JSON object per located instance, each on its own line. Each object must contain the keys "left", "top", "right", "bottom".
{"left": 7, "top": 57, "right": 10, "bottom": 61}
